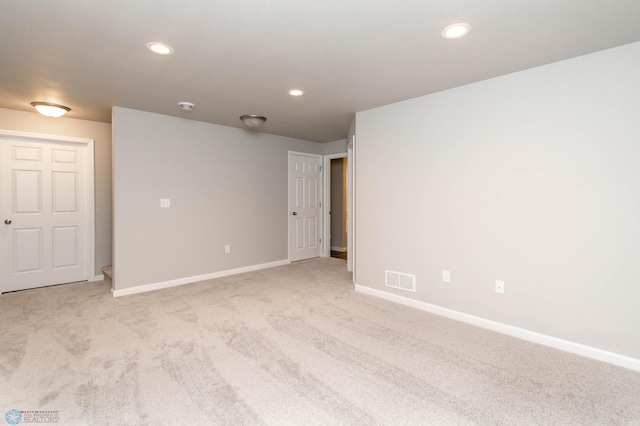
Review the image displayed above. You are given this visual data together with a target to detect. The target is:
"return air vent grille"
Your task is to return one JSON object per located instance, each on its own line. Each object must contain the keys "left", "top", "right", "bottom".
{"left": 385, "top": 270, "right": 416, "bottom": 292}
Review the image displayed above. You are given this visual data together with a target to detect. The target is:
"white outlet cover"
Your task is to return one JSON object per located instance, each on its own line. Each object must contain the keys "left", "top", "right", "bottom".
{"left": 160, "top": 198, "right": 170, "bottom": 208}
{"left": 225, "top": 245, "right": 231, "bottom": 253}
{"left": 442, "top": 270, "right": 451, "bottom": 283}
{"left": 495, "top": 280, "right": 505, "bottom": 294}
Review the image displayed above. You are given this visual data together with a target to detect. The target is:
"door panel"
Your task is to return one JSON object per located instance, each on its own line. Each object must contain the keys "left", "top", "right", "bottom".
{"left": 52, "top": 149, "right": 76, "bottom": 163}
{"left": 295, "top": 219, "right": 305, "bottom": 249}
{"left": 14, "top": 146, "right": 41, "bottom": 162}
{"left": 53, "top": 226, "right": 78, "bottom": 268}
{"left": 14, "top": 228, "right": 43, "bottom": 273}
{"left": 289, "top": 153, "right": 322, "bottom": 261}
{"left": 295, "top": 177, "right": 304, "bottom": 208}
{"left": 14, "top": 170, "right": 42, "bottom": 213}
{"left": 307, "top": 217, "right": 318, "bottom": 249}
{"left": 53, "top": 171, "right": 77, "bottom": 212}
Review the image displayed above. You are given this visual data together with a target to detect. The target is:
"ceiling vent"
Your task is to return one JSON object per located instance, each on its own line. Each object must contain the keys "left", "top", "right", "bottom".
{"left": 385, "top": 270, "right": 416, "bottom": 292}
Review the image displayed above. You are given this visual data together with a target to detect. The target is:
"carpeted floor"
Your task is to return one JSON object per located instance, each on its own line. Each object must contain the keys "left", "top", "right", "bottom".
{"left": 1, "top": 258, "right": 639, "bottom": 425}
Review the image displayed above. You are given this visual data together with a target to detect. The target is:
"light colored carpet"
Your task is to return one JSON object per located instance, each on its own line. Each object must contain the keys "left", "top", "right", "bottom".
{"left": 1, "top": 258, "right": 639, "bottom": 425}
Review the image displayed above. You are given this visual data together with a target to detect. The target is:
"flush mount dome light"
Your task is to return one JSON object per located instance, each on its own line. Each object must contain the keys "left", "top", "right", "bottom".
{"left": 178, "top": 101, "right": 195, "bottom": 111}
{"left": 240, "top": 114, "right": 267, "bottom": 129}
{"left": 288, "top": 89, "right": 305, "bottom": 96}
{"left": 441, "top": 23, "right": 472, "bottom": 39}
{"left": 31, "top": 102, "right": 70, "bottom": 118}
{"left": 146, "top": 42, "right": 174, "bottom": 55}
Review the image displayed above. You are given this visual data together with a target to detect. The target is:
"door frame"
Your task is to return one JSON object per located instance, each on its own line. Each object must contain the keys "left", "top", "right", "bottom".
{"left": 347, "top": 135, "right": 355, "bottom": 275}
{"left": 0, "top": 129, "right": 96, "bottom": 291}
{"left": 323, "top": 139, "right": 354, "bottom": 273}
{"left": 287, "top": 151, "right": 323, "bottom": 261}
{"left": 322, "top": 153, "right": 346, "bottom": 259}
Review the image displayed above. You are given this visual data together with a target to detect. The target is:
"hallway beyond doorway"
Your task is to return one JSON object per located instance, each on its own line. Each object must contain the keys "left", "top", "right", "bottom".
{"left": 331, "top": 250, "right": 347, "bottom": 260}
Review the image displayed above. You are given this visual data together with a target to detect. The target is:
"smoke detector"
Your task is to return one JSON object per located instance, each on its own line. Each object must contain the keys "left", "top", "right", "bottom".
{"left": 178, "top": 102, "right": 195, "bottom": 111}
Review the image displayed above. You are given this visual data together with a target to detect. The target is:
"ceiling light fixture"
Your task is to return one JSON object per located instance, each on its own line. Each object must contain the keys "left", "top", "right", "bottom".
{"left": 240, "top": 115, "right": 267, "bottom": 129}
{"left": 288, "top": 89, "right": 305, "bottom": 96}
{"left": 146, "top": 42, "right": 174, "bottom": 55}
{"left": 31, "top": 102, "right": 70, "bottom": 118}
{"left": 178, "top": 101, "right": 195, "bottom": 111}
{"left": 441, "top": 23, "right": 472, "bottom": 39}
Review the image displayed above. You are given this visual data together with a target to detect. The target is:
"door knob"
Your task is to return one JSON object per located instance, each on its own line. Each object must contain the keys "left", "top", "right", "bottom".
{"left": 4, "top": 219, "right": 11, "bottom": 225}
{"left": 292, "top": 212, "right": 297, "bottom": 216}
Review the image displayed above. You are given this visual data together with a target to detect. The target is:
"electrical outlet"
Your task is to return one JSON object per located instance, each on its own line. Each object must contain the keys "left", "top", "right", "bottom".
{"left": 442, "top": 270, "right": 451, "bottom": 283}
{"left": 225, "top": 245, "right": 231, "bottom": 254}
{"left": 495, "top": 280, "right": 505, "bottom": 294}
{"left": 160, "top": 198, "right": 170, "bottom": 208}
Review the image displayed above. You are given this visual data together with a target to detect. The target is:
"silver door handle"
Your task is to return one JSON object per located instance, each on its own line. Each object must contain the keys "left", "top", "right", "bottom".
{"left": 292, "top": 212, "right": 297, "bottom": 216}
{"left": 4, "top": 219, "right": 11, "bottom": 225}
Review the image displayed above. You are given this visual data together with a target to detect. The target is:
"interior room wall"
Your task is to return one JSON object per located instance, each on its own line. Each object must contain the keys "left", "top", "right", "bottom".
{"left": 355, "top": 41, "right": 640, "bottom": 360}
{"left": 0, "top": 108, "right": 112, "bottom": 277}
{"left": 322, "top": 138, "right": 348, "bottom": 155}
{"left": 112, "top": 107, "right": 334, "bottom": 291}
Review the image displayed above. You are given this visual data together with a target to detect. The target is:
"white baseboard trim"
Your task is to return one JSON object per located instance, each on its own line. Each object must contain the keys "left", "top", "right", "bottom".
{"left": 91, "top": 274, "right": 104, "bottom": 282}
{"left": 331, "top": 246, "right": 347, "bottom": 252}
{"left": 354, "top": 284, "right": 640, "bottom": 372}
{"left": 112, "top": 259, "right": 291, "bottom": 298}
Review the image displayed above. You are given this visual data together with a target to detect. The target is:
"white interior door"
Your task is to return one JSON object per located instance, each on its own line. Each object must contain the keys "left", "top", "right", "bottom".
{"left": 289, "top": 152, "right": 322, "bottom": 262}
{"left": 1, "top": 137, "right": 88, "bottom": 292}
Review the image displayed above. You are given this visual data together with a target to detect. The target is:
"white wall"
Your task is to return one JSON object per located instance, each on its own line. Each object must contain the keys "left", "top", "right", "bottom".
{"left": 347, "top": 118, "right": 355, "bottom": 273}
{"left": 112, "top": 108, "right": 331, "bottom": 291}
{"left": 355, "top": 41, "right": 640, "bottom": 360}
{"left": 0, "top": 108, "right": 112, "bottom": 276}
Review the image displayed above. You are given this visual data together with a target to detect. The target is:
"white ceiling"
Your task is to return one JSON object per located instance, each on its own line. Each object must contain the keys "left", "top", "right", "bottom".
{"left": 2, "top": 1, "right": 640, "bottom": 142}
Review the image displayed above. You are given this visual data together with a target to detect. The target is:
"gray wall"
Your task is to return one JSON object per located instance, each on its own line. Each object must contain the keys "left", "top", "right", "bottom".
{"left": 355, "top": 41, "right": 640, "bottom": 359}
{"left": 322, "top": 139, "right": 348, "bottom": 155}
{"left": 0, "top": 108, "right": 112, "bottom": 276}
{"left": 112, "top": 107, "right": 331, "bottom": 291}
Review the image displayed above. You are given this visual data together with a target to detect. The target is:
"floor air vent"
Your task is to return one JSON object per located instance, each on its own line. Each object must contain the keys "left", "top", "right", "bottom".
{"left": 385, "top": 270, "right": 416, "bottom": 292}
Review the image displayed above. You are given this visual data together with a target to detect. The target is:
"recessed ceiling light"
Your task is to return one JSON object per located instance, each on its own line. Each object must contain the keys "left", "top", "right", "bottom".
{"left": 441, "top": 23, "right": 472, "bottom": 40}
{"left": 146, "top": 42, "right": 174, "bottom": 55}
{"left": 288, "top": 89, "right": 305, "bottom": 96}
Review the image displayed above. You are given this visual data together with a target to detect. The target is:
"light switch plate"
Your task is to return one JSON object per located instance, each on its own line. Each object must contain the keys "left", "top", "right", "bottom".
{"left": 160, "top": 198, "right": 170, "bottom": 208}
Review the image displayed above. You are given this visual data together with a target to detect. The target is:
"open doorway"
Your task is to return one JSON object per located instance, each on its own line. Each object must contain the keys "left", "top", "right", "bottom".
{"left": 329, "top": 157, "right": 348, "bottom": 261}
